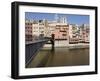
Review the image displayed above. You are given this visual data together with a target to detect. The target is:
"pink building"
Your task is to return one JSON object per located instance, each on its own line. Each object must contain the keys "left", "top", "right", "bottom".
{"left": 79, "top": 24, "right": 90, "bottom": 43}
{"left": 25, "top": 20, "right": 33, "bottom": 41}
{"left": 53, "top": 24, "right": 69, "bottom": 40}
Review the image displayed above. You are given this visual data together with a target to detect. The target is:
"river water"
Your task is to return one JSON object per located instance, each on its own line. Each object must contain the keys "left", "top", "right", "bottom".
{"left": 27, "top": 47, "right": 89, "bottom": 68}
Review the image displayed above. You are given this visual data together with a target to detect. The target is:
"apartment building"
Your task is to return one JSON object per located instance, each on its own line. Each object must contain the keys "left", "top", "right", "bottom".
{"left": 25, "top": 16, "right": 89, "bottom": 44}
{"left": 32, "top": 21, "right": 44, "bottom": 36}
{"left": 25, "top": 20, "right": 33, "bottom": 41}
{"left": 79, "top": 24, "right": 90, "bottom": 43}
{"left": 53, "top": 23, "right": 69, "bottom": 40}
{"left": 68, "top": 24, "right": 79, "bottom": 43}
{"left": 32, "top": 17, "right": 69, "bottom": 40}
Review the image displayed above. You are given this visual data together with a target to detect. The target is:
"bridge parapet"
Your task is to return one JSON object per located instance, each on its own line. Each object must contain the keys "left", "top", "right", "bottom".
{"left": 25, "top": 35, "right": 55, "bottom": 67}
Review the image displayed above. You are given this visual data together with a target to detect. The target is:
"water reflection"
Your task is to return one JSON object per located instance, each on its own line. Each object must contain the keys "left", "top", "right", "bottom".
{"left": 27, "top": 47, "right": 89, "bottom": 68}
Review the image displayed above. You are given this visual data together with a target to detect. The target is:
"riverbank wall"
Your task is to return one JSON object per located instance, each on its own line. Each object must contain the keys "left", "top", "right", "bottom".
{"left": 43, "top": 40, "right": 89, "bottom": 49}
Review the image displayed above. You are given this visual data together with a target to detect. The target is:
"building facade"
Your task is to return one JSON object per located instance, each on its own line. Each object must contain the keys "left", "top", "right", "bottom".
{"left": 25, "top": 16, "right": 89, "bottom": 44}
{"left": 53, "top": 23, "right": 69, "bottom": 40}
{"left": 25, "top": 20, "right": 33, "bottom": 41}
{"left": 79, "top": 24, "right": 90, "bottom": 43}
{"left": 68, "top": 24, "right": 79, "bottom": 43}
{"left": 32, "top": 21, "right": 44, "bottom": 36}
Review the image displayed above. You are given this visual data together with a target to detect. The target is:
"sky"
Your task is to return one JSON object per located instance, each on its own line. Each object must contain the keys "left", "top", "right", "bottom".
{"left": 25, "top": 12, "right": 89, "bottom": 25}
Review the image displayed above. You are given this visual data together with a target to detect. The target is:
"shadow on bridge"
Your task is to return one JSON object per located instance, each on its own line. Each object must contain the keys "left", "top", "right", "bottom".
{"left": 25, "top": 34, "right": 55, "bottom": 67}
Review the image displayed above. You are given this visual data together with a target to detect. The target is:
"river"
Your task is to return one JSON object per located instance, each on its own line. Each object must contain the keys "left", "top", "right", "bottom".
{"left": 26, "top": 47, "right": 89, "bottom": 68}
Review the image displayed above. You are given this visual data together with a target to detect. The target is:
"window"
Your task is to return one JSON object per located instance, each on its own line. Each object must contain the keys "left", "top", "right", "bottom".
{"left": 62, "top": 34, "right": 66, "bottom": 36}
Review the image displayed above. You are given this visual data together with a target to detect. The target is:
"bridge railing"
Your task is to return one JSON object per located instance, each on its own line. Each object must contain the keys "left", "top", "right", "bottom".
{"left": 25, "top": 34, "right": 55, "bottom": 67}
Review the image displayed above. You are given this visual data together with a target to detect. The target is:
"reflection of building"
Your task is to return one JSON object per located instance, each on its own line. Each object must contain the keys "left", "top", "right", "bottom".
{"left": 25, "top": 20, "right": 33, "bottom": 41}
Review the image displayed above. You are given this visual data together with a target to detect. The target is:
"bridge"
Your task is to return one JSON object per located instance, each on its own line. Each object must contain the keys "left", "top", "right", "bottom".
{"left": 25, "top": 34, "right": 55, "bottom": 67}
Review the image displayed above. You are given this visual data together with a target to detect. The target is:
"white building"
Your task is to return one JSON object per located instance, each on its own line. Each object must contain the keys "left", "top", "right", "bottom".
{"left": 68, "top": 24, "right": 79, "bottom": 43}
{"left": 32, "top": 20, "right": 45, "bottom": 37}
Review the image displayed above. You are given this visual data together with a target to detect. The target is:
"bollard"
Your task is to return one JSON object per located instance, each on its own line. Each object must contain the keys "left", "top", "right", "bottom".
{"left": 51, "top": 34, "right": 55, "bottom": 51}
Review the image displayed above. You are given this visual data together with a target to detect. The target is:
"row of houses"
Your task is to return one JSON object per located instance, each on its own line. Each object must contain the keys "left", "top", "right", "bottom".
{"left": 25, "top": 17, "right": 89, "bottom": 43}
{"left": 68, "top": 24, "right": 89, "bottom": 43}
